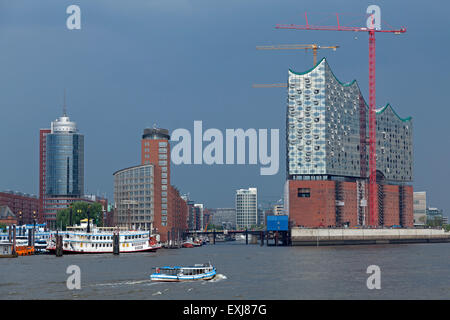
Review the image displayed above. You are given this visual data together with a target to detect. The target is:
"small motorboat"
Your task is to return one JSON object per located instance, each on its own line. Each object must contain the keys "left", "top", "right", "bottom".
{"left": 150, "top": 263, "right": 216, "bottom": 282}
{"left": 182, "top": 240, "right": 194, "bottom": 248}
{"left": 193, "top": 238, "right": 202, "bottom": 247}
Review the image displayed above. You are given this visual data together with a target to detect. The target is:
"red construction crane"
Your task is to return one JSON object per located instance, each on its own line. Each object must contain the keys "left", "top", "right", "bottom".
{"left": 276, "top": 11, "right": 406, "bottom": 226}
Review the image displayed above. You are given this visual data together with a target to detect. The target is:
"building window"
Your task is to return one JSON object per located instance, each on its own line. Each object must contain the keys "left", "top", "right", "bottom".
{"left": 297, "top": 188, "right": 311, "bottom": 198}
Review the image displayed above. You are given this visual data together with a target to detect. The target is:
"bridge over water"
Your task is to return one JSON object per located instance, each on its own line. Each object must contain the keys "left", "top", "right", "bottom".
{"left": 183, "top": 229, "right": 290, "bottom": 246}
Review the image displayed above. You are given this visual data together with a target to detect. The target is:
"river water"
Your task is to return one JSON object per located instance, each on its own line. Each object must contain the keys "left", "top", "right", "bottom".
{"left": 1, "top": 241, "right": 449, "bottom": 299}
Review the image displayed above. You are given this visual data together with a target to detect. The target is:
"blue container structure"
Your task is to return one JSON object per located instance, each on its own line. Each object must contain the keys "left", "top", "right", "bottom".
{"left": 266, "top": 215, "right": 289, "bottom": 231}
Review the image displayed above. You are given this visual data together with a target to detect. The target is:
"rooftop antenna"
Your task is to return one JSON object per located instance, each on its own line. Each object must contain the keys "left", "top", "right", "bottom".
{"left": 63, "top": 89, "right": 67, "bottom": 117}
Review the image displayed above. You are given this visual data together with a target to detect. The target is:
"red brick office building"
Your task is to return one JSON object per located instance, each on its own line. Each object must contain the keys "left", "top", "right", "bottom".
{"left": 0, "top": 191, "right": 39, "bottom": 225}
{"left": 141, "top": 128, "right": 188, "bottom": 242}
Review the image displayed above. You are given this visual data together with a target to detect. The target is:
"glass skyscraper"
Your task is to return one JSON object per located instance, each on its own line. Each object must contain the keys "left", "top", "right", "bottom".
{"left": 39, "top": 112, "right": 84, "bottom": 227}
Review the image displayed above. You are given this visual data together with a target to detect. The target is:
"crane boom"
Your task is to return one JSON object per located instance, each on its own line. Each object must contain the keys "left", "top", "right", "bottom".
{"left": 254, "top": 43, "right": 339, "bottom": 88}
{"left": 256, "top": 43, "right": 339, "bottom": 66}
{"left": 253, "top": 83, "right": 287, "bottom": 88}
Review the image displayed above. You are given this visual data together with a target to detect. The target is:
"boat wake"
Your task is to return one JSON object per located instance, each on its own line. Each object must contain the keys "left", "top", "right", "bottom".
{"left": 208, "top": 274, "right": 227, "bottom": 282}
{"left": 91, "top": 279, "right": 155, "bottom": 287}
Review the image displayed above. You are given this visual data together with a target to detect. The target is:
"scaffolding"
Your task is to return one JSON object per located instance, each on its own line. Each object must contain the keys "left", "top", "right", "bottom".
{"left": 357, "top": 180, "right": 366, "bottom": 226}
{"left": 378, "top": 184, "right": 385, "bottom": 226}
{"left": 399, "top": 185, "right": 406, "bottom": 227}
{"left": 335, "top": 181, "right": 344, "bottom": 227}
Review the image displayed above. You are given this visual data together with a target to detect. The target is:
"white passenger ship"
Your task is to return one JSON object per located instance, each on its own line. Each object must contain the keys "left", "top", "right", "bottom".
{"left": 47, "top": 219, "right": 161, "bottom": 254}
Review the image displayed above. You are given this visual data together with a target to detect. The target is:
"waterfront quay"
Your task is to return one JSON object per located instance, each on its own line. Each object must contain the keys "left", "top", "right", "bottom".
{"left": 291, "top": 228, "right": 450, "bottom": 246}
{"left": 185, "top": 227, "right": 450, "bottom": 247}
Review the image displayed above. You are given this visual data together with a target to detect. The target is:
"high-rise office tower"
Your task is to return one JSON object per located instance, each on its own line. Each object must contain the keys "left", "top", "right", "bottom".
{"left": 141, "top": 128, "right": 170, "bottom": 232}
{"left": 235, "top": 188, "right": 258, "bottom": 229}
{"left": 39, "top": 110, "right": 84, "bottom": 228}
{"left": 139, "top": 128, "right": 186, "bottom": 241}
{"left": 193, "top": 203, "right": 204, "bottom": 231}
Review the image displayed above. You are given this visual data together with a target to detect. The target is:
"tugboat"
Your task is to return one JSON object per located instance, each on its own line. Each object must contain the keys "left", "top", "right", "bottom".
{"left": 46, "top": 219, "right": 161, "bottom": 254}
{"left": 181, "top": 237, "right": 202, "bottom": 248}
{"left": 150, "top": 263, "right": 216, "bottom": 282}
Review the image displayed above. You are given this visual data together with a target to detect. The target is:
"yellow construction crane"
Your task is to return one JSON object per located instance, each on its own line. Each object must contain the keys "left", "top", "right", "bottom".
{"left": 253, "top": 44, "right": 339, "bottom": 88}
{"left": 256, "top": 44, "right": 339, "bottom": 66}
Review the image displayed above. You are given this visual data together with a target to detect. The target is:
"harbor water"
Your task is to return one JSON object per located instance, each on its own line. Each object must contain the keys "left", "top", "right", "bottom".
{"left": 0, "top": 241, "right": 449, "bottom": 299}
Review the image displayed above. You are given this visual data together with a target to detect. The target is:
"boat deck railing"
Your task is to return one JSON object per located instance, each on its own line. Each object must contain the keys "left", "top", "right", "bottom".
{"left": 153, "top": 264, "right": 214, "bottom": 273}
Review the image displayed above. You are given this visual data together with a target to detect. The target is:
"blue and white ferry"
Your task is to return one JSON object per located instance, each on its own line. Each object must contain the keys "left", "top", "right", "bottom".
{"left": 150, "top": 263, "right": 216, "bottom": 282}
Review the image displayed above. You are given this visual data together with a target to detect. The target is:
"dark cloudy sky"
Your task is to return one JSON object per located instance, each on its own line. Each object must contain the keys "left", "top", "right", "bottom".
{"left": 0, "top": 0, "right": 448, "bottom": 216}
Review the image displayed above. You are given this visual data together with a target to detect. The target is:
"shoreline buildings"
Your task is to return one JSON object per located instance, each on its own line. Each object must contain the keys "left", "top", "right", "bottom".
{"left": 0, "top": 191, "right": 39, "bottom": 225}
{"left": 413, "top": 191, "right": 447, "bottom": 226}
{"left": 284, "top": 58, "right": 414, "bottom": 228}
{"left": 114, "top": 128, "right": 187, "bottom": 242}
{"left": 235, "top": 188, "right": 258, "bottom": 229}
{"left": 210, "top": 208, "right": 236, "bottom": 230}
{"left": 413, "top": 191, "right": 427, "bottom": 226}
{"left": 39, "top": 111, "right": 84, "bottom": 228}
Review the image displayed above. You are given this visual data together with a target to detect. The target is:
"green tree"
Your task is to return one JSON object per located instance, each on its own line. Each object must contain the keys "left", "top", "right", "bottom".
{"left": 56, "top": 202, "right": 103, "bottom": 230}
{"left": 206, "top": 224, "right": 223, "bottom": 231}
{"left": 0, "top": 223, "right": 6, "bottom": 232}
{"left": 426, "top": 216, "right": 443, "bottom": 228}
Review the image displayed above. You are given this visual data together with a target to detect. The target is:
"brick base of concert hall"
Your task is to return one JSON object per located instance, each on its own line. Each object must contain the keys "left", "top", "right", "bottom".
{"left": 286, "top": 180, "right": 413, "bottom": 228}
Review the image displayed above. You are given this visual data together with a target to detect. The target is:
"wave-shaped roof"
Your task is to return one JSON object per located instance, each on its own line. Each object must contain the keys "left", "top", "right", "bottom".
{"left": 376, "top": 103, "right": 412, "bottom": 122}
{"left": 289, "top": 57, "right": 412, "bottom": 123}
